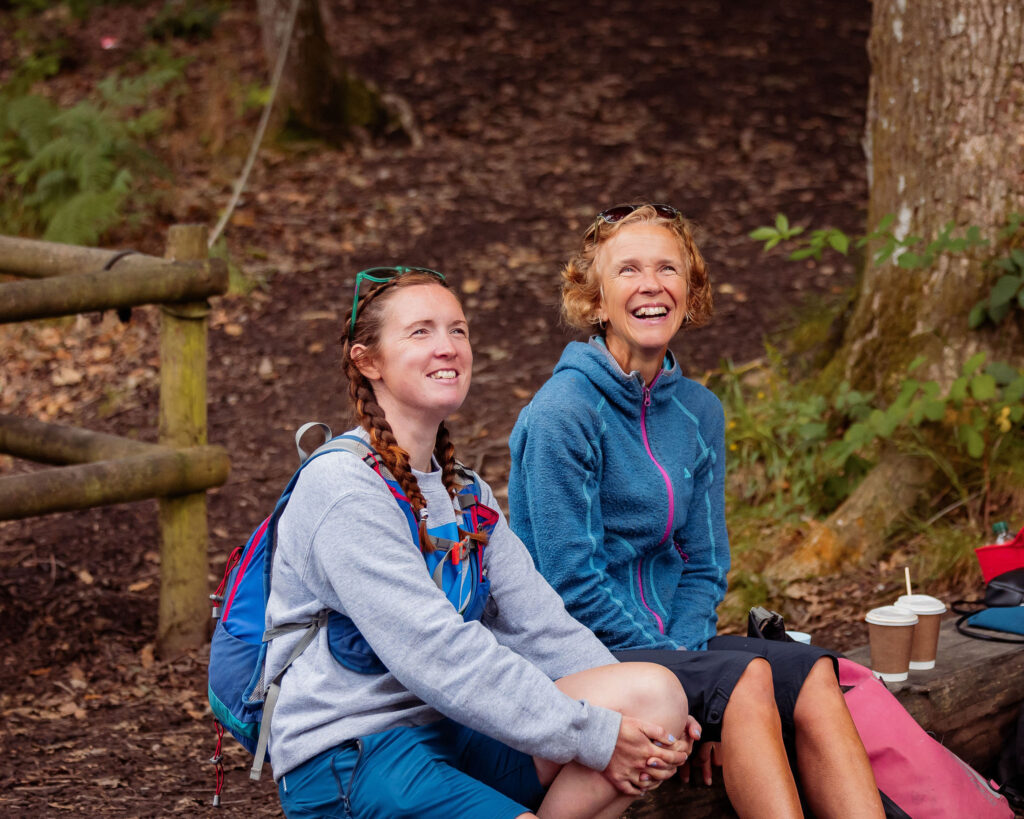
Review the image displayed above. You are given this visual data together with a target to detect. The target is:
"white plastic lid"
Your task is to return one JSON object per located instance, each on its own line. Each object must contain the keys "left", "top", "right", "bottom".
{"left": 865, "top": 605, "right": 918, "bottom": 626}
{"left": 893, "top": 594, "right": 947, "bottom": 615}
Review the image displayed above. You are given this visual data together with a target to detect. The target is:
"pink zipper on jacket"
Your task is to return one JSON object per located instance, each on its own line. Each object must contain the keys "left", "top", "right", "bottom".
{"left": 636, "top": 374, "right": 675, "bottom": 634}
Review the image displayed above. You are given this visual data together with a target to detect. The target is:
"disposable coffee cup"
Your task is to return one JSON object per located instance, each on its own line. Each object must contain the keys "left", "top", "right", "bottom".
{"left": 786, "top": 630, "right": 812, "bottom": 645}
{"left": 864, "top": 606, "right": 918, "bottom": 682}
{"left": 893, "top": 594, "right": 947, "bottom": 670}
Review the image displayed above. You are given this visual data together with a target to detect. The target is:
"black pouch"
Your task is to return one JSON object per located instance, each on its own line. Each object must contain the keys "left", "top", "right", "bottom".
{"left": 747, "top": 605, "right": 794, "bottom": 641}
{"left": 983, "top": 567, "right": 1024, "bottom": 607}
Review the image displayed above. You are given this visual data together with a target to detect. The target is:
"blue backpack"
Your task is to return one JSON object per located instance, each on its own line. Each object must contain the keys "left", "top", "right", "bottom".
{"left": 207, "top": 424, "right": 497, "bottom": 795}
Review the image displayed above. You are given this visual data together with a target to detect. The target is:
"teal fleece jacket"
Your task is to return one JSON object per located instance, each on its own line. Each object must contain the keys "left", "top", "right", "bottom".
{"left": 509, "top": 338, "right": 729, "bottom": 652}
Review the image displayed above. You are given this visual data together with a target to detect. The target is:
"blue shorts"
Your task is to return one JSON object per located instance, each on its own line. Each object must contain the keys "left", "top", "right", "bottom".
{"left": 277, "top": 718, "right": 546, "bottom": 819}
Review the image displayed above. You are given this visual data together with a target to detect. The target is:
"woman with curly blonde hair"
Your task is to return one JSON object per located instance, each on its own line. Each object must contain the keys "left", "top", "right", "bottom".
{"left": 510, "top": 205, "right": 883, "bottom": 818}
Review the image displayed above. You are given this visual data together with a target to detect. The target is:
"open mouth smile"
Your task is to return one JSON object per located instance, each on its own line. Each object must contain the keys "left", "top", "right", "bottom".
{"left": 631, "top": 305, "right": 669, "bottom": 319}
{"left": 428, "top": 369, "right": 458, "bottom": 380}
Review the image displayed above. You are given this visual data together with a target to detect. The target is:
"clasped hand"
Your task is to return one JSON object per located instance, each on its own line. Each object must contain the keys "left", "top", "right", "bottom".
{"left": 604, "top": 714, "right": 702, "bottom": 796}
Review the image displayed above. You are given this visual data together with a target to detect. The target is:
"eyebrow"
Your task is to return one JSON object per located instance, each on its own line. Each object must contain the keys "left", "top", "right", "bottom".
{"left": 612, "top": 256, "right": 683, "bottom": 267}
{"left": 402, "top": 317, "right": 469, "bottom": 331}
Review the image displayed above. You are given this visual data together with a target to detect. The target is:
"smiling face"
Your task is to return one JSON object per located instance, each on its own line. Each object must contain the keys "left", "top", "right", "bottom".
{"left": 353, "top": 283, "right": 472, "bottom": 429}
{"left": 595, "top": 223, "right": 689, "bottom": 380}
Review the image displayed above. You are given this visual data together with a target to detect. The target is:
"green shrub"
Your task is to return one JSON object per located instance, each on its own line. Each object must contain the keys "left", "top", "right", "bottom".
{"left": 146, "top": 0, "right": 225, "bottom": 41}
{"left": 0, "top": 61, "right": 183, "bottom": 245}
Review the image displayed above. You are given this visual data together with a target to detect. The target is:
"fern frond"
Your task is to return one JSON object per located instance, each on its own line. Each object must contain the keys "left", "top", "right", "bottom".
{"left": 2, "top": 94, "right": 58, "bottom": 156}
{"left": 43, "top": 187, "right": 128, "bottom": 245}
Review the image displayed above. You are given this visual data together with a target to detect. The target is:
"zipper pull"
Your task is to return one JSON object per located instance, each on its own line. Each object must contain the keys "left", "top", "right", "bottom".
{"left": 642, "top": 385, "right": 652, "bottom": 407}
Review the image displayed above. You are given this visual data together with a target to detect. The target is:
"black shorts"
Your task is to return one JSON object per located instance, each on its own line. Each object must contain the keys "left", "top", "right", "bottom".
{"left": 613, "top": 636, "right": 838, "bottom": 745}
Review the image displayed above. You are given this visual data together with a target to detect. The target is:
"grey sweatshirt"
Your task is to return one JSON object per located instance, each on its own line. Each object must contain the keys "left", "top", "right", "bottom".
{"left": 264, "top": 428, "right": 621, "bottom": 781}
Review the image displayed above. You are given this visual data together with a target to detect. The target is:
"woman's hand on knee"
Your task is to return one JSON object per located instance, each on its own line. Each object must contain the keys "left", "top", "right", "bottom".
{"left": 604, "top": 715, "right": 687, "bottom": 795}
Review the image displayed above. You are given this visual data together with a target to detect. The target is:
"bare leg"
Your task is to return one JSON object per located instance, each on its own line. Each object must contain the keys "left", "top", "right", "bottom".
{"left": 720, "top": 658, "right": 803, "bottom": 819}
{"left": 533, "top": 662, "right": 689, "bottom": 819}
{"left": 793, "top": 658, "right": 884, "bottom": 819}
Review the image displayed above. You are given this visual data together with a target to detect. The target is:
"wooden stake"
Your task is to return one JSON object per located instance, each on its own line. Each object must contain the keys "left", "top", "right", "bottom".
{"left": 158, "top": 224, "right": 219, "bottom": 657}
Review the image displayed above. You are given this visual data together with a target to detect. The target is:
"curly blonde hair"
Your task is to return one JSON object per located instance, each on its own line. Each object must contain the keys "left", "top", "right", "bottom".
{"left": 561, "top": 204, "right": 712, "bottom": 332}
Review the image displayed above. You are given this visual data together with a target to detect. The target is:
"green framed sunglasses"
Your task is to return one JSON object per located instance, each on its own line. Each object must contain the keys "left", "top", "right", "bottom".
{"left": 349, "top": 266, "right": 446, "bottom": 338}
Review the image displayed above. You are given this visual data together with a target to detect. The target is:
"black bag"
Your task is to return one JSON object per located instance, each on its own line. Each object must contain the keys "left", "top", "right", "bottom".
{"left": 952, "top": 568, "right": 1024, "bottom": 644}
{"left": 746, "top": 605, "right": 794, "bottom": 641}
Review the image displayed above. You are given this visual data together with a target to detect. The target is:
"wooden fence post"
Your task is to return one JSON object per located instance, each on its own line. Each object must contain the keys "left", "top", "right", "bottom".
{"left": 158, "top": 225, "right": 215, "bottom": 656}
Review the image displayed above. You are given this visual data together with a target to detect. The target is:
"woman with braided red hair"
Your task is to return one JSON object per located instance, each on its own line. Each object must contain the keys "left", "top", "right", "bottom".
{"left": 263, "top": 267, "right": 696, "bottom": 819}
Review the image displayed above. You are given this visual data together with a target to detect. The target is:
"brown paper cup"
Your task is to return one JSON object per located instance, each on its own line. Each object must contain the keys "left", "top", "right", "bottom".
{"left": 894, "top": 594, "right": 947, "bottom": 670}
{"left": 865, "top": 606, "right": 918, "bottom": 682}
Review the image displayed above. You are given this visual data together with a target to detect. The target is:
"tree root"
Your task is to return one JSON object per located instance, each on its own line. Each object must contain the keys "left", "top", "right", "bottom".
{"left": 768, "top": 450, "right": 940, "bottom": 583}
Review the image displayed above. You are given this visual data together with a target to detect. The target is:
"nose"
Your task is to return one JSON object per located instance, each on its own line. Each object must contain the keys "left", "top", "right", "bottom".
{"left": 637, "top": 267, "right": 663, "bottom": 293}
{"left": 434, "top": 332, "right": 457, "bottom": 357}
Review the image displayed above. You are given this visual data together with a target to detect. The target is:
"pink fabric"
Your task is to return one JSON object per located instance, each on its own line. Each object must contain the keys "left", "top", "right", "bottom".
{"left": 838, "top": 658, "right": 1012, "bottom": 818}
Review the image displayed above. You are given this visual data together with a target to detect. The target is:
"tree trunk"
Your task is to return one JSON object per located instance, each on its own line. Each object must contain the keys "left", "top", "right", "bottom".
{"left": 838, "top": 0, "right": 1024, "bottom": 396}
{"left": 256, "top": 0, "right": 391, "bottom": 143}
{"left": 774, "top": 2, "right": 1024, "bottom": 580}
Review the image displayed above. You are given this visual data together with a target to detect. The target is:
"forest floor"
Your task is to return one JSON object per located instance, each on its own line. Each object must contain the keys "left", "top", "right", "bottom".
{"left": 0, "top": 0, "right": 1001, "bottom": 815}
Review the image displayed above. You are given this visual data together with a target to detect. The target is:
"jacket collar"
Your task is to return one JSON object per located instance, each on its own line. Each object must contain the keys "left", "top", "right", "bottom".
{"left": 551, "top": 337, "right": 681, "bottom": 415}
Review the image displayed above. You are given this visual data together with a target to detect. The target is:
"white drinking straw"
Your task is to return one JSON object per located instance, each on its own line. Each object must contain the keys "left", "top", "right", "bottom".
{"left": 904, "top": 566, "right": 912, "bottom": 596}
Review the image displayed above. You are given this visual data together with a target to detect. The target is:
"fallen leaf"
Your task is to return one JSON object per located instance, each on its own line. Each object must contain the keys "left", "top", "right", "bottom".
{"left": 257, "top": 357, "right": 275, "bottom": 381}
{"left": 128, "top": 580, "right": 152, "bottom": 592}
{"left": 51, "top": 367, "right": 83, "bottom": 386}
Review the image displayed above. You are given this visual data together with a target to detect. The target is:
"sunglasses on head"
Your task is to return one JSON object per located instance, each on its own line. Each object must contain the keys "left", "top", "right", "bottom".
{"left": 596, "top": 203, "right": 681, "bottom": 225}
{"left": 349, "top": 266, "right": 446, "bottom": 337}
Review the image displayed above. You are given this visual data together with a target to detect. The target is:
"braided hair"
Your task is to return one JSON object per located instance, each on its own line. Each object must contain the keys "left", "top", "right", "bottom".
{"left": 341, "top": 271, "right": 464, "bottom": 551}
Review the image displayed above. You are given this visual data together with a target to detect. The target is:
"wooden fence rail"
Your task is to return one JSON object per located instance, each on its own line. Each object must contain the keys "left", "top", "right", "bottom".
{"left": 0, "top": 225, "right": 229, "bottom": 656}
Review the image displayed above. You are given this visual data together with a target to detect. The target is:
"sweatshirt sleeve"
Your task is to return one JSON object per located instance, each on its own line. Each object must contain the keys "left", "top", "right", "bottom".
{"left": 475, "top": 481, "right": 618, "bottom": 679}
{"left": 509, "top": 389, "right": 679, "bottom": 651}
{"left": 291, "top": 455, "right": 622, "bottom": 771}
{"left": 667, "top": 397, "right": 730, "bottom": 650}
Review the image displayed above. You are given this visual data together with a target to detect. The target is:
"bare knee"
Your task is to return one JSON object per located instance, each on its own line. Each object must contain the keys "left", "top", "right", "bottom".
{"left": 555, "top": 662, "right": 687, "bottom": 735}
{"left": 794, "top": 657, "right": 846, "bottom": 725}
{"left": 727, "top": 657, "right": 776, "bottom": 715}
{"left": 614, "top": 662, "right": 688, "bottom": 730}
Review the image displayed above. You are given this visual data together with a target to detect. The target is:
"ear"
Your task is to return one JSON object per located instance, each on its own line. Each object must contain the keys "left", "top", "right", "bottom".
{"left": 351, "top": 344, "right": 381, "bottom": 381}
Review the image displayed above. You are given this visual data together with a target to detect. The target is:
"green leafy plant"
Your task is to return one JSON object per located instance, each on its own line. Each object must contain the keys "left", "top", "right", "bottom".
{"left": 715, "top": 350, "right": 1024, "bottom": 524}
{"left": 146, "top": 0, "right": 226, "bottom": 41}
{"left": 968, "top": 247, "right": 1024, "bottom": 328}
{"left": 713, "top": 355, "right": 871, "bottom": 519}
{"left": 750, "top": 212, "right": 1024, "bottom": 329}
{"left": 750, "top": 213, "right": 990, "bottom": 267}
{"left": 825, "top": 354, "right": 1024, "bottom": 490}
{"left": 0, "top": 61, "right": 183, "bottom": 245}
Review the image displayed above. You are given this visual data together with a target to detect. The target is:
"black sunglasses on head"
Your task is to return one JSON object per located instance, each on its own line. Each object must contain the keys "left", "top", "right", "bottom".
{"left": 597, "top": 203, "right": 681, "bottom": 224}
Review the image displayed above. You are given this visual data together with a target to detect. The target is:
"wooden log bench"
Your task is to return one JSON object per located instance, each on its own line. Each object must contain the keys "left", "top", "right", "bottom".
{"left": 625, "top": 619, "right": 1024, "bottom": 817}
